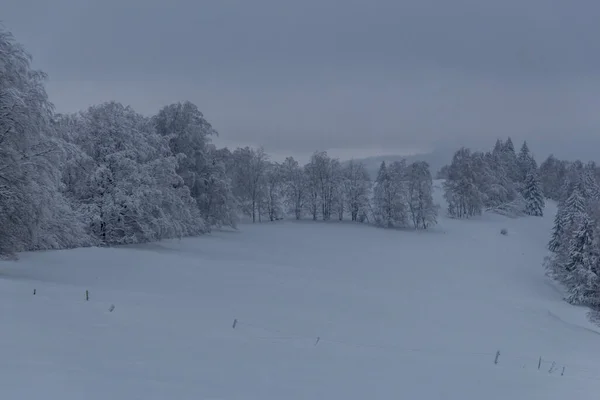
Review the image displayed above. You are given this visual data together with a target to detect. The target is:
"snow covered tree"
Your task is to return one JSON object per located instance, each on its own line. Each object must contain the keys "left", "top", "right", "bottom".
{"left": 559, "top": 161, "right": 584, "bottom": 203}
{"left": 231, "top": 147, "right": 268, "bottom": 222}
{"left": 539, "top": 155, "right": 567, "bottom": 200}
{"left": 501, "top": 137, "right": 521, "bottom": 183}
{"left": 304, "top": 160, "right": 320, "bottom": 220}
{"left": 198, "top": 146, "right": 238, "bottom": 228}
{"left": 264, "top": 162, "right": 284, "bottom": 221}
{"left": 303, "top": 151, "right": 342, "bottom": 221}
{"left": 372, "top": 161, "right": 408, "bottom": 227}
{"left": 548, "top": 187, "right": 587, "bottom": 254}
{"left": 517, "top": 141, "right": 536, "bottom": 183}
{"left": 563, "top": 188, "right": 586, "bottom": 233}
{"left": 582, "top": 162, "right": 600, "bottom": 202}
{"left": 281, "top": 157, "right": 306, "bottom": 220}
{"left": 406, "top": 161, "right": 438, "bottom": 229}
{"left": 153, "top": 101, "right": 236, "bottom": 228}
{"left": 0, "top": 27, "right": 90, "bottom": 254}
{"left": 344, "top": 160, "right": 371, "bottom": 222}
{"left": 563, "top": 215, "right": 600, "bottom": 306}
{"left": 342, "top": 160, "right": 371, "bottom": 222}
{"left": 63, "top": 102, "right": 206, "bottom": 244}
{"left": 548, "top": 209, "right": 564, "bottom": 252}
{"left": 473, "top": 151, "right": 516, "bottom": 209}
{"left": 523, "top": 169, "right": 545, "bottom": 216}
{"left": 443, "top": 148, "right": 482, "bottom": 218}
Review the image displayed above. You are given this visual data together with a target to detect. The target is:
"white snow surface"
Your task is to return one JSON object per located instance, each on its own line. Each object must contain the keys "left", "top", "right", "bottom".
{"left": 2, "top": 181, "right": 600, "bottom": 399}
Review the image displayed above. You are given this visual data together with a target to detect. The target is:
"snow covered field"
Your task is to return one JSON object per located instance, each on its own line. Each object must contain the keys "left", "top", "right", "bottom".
{"left": 2, "top": 183, "right": 600, "bottom": 399}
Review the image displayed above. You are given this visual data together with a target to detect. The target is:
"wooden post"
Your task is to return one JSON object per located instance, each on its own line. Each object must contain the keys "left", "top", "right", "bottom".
{"left": 561, "top": 366, "right": 565, "bottom": 376}
{"left": 86, "top": 290, "right": 89, "bottom": 301}
{"left": 232, "top": 319, "right": 238, "bottom": 329}
{"left": 538, "top": 357, "right": 542, "bottom": 370}
{"left": 33, "top": 289, "right": 36, "bottom": 295}
{"left": 494, "top": 351, "right": 500, "bottom": 365}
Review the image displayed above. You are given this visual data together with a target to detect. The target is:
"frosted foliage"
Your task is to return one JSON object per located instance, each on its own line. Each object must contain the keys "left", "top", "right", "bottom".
{"left": 303, "top": 151, "right": 342, "bottom": 222}
{"left": 523, "top": 170, "right": 545, "bottom": 217}
{"left": 153, "top": 102, "right": 236, "bottom": 228}
{"left": 341, "top": 160, "right": 371, "bottom": 222}
{"left": 63, "top": 102, "right": 205, "bottom": 245}
{"left": 231, "top": 147, "right": 269, "bottom": 223}
{"left": 372, "top": 161, "right": 409, "bottom": 227}
{"left": 281, "top": 157, "right": 307, "bottom": 220}
{"left": 407, "top": 161, "right": 438, "bottom": 229}
{"left": 443, "top": 148, "right": 482, "bottom": 218}
{"left": 0, "top": 28, "right": 90, "bottom": 254}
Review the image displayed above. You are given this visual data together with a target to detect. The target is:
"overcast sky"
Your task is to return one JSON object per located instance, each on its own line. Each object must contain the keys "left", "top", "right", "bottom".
{"left": 4, "top": 0, "right": 600, "bottom": 163}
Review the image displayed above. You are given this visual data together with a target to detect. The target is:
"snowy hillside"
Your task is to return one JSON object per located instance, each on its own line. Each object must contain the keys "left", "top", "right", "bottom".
{"left": 1, "top": 182, "right": 600, "bottom": 399}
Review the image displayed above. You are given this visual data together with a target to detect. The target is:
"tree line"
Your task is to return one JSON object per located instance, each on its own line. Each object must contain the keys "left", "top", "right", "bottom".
{"left": 441, "top": 138, "right": 545, "bottom": 219}
{"left": 440, "top": 134, "right": 600, "bottom": 309}
{"left": 544, "top": 160, "right": 600, "bottom": 307}
{"left": 0, "top": 27, "right": 440, "bottom": 256}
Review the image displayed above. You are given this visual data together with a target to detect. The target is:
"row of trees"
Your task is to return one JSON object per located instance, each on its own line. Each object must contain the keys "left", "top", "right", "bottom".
{"left": 544, "top": 161, "right": 600, "bottom": 307}
{"left": 228, "top": 148, "right": 438, "bottom": 230}
{"left": 0, "top": 27, "right": 439, "bottom": 256}
{"left": 441, "top": 138, "right": 544, "bottom": 219}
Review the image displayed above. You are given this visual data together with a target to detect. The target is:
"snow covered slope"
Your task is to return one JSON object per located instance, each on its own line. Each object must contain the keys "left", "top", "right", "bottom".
{"left": 1, "top": 181, "right": 600, "bottom": 399}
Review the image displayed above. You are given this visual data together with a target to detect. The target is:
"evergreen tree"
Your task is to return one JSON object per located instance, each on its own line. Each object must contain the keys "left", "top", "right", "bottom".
{"left": 548, "top": 209, "right": 564, "bottom": 252}
{"left": 564, "top": 215, "right": 600, "bottom": 306}
{"left": 582, "top": 162, "right": 600, "bottom": 201}
{"left": 563, "top": 188, "right": 586, "bottom": 232}
{"left": 517, "top": 141, "right": 535, "bottom": 183}
{"left": 539, "top": 155, "right": 567, "bottom": 200}
{"left": 501, "top": 137, "right": 521, "bottom": 183}
{"left": 523, "top": 170, "right": 545, "bottom": 216}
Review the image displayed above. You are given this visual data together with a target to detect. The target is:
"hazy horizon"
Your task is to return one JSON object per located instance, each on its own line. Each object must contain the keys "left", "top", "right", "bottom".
{"left": 5, "top": 0, "right": 600, "bottom": 163}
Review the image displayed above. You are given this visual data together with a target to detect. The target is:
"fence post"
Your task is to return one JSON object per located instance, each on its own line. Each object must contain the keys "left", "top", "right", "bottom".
{"left": 33, "top": 289, "right": 36, "bottom": 295}
{"left": 232, "top": 319, "right": 238, "bottom": 329}
{"left": 561, "top": 366, "right": 565, "bottom": 376}
{"left": 494, "top": 351, "right": 500, "bottom": 365}
{"left": 315, "top": 337, "right": 320, "bottom": 346}
{"left": 538, "top": 357, "right": 542, "bottom": 370}
{"left": 85, "top": 290, "right": 89, "bottom": 301}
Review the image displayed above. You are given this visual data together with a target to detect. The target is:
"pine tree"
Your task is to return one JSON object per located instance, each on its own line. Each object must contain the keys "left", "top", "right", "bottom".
{"left": 563, "top": 188, "right": 586, "bottom": 232}
{"left": 582, "top": 163, "right": 600, "bottom": 201}
{"left": 539, "top": 155, "right": 567, "bottom": 201}
{"left": 548, "top": 208, "right": 564, "bottom": 252}
{"left": 564, "top": 215, "right": 600, "bottom": 306}
{"left": 523, "top": 170, "right": 545, "bottom": 216}
{"left": 518, "top": 141, "right": 535, "bottom": 183}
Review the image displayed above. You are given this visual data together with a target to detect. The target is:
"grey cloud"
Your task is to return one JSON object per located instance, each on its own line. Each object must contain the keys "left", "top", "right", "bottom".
{"left": 5, "top": 0, "right": 600, "bottom": 162}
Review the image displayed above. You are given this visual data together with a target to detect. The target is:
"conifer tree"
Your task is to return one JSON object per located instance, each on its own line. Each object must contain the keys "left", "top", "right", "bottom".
{"left": 523, "top": 170, "right": 545, "bottom": 216}
{"left": 564, "top": 215, "right": 600, "bottom": 306}
{"left": 548, "top": 208, "right": 564, "bottom": 252}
